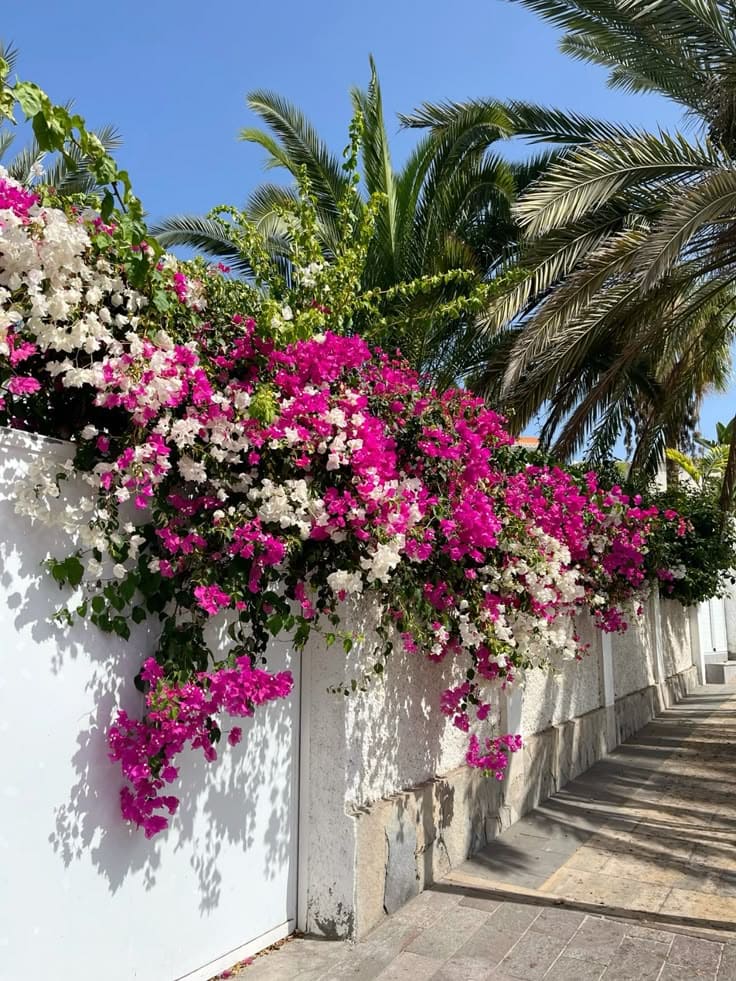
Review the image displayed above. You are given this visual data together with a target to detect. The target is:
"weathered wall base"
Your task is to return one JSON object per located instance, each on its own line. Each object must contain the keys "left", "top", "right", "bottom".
{"left": 349, "top": 664, "right": 699, "bottom": 939}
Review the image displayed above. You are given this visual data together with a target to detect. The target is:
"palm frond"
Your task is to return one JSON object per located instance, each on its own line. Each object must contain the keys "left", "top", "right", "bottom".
{"left": 242, "top": 90, "right": 347, "bottom": 213}
{"left": 637, "top": 167, "right": 736, "bottom": 288}
{"left": 151, "top": 214, "right": 256, "bottom": 276}
{"left": 0, "top": 40, "right": 19, "bottom": 77}
{"left": 515, "top": 131, "right": 720, "bottom": 237}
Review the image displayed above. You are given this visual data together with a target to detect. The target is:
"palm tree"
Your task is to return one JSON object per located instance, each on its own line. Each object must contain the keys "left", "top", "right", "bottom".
{"left": 155, "top": 60, "right": 549, "bottom": 384}
{"left": 667, "top": 419, "right": 734, "bottom": 494}
{"left": 403, "top": 1, "right": 736, "bottom": 505}
{"left": 0, "top": 40, "right": 122, "bottom": 196}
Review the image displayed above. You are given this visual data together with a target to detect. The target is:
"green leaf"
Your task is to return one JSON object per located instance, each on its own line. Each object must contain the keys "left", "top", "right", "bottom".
{"left": 93, "top": 155, "right": 117, "bottom": 185}
{"left": 14, "top": 81, "right": 46, "bottom": 119}
{"left": 120, "top": 574, "right": 138, "bottom": 603}
{"left": 64, "top": 556, "right": 84, "bottom": 588}
{"left": 267, "top": 614, "right": 283, "bottom": 636}
{"left": 146, "top": 592, "right": 166, "bottom": 613}
{"left": 131, "top": 606, "right": 147, "bottom": 624}
{"left": 112, "top": 616, "right": 130, "bottom": 641}
{"left": 249, "top": 383, "right": 278, "bottom": 424}
{"left": 101, "top": 191, "right": 115, "bottom": 222}
{"left": 0, "top": 89, "right": 15, "bottom": 123}
{"left": 91, "top": 595, "right": 106, "bottom": 614}
{"left": 104, "top": 585, "right": 125, "bottom": 611}
{"left": 152, "top": 290, "right": 172, "bottom": 313}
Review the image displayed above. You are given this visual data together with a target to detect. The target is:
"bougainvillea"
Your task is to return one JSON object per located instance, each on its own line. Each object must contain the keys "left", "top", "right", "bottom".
{"left": 1, "top": 162, "right": 689, "bottom": 838}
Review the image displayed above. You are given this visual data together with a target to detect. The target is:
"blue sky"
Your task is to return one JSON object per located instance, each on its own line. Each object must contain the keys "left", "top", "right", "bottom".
{"left": 3, "top": 0, "right": 732, "bottom": 438}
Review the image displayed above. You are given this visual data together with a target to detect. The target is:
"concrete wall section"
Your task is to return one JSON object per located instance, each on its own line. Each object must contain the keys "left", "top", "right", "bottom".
{"left": 612, "top": 603, "right": 656, "bottom": 698}
{"left": 302, "top": 588, "right": 700, "bottom": 941}
{"left": 660, "top": 599, "right": 693, "bottom": 677}
{"left": 299, "top": 605, "right": 488, "bottom": 938}
{"left": 725, "top": 586, "right": 736, "bottom": 656}
{"left": 521, "top": 615, "right": 602, "bottom": 736}
{"left": 0, "top": 431, "right": 301, "bottom": 981}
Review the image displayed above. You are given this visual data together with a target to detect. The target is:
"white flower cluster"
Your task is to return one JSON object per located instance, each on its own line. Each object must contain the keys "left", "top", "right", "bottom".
{"left": 248, "top": 478, "right": 328, "bottom": 540}
{"left": 326, "top": 568, "right": 364, "bottom": 597}
{"left": 0, "top": 176, "right": 148, "bottom": 388}
{"left": 361, "top": 537, "right": 405, "bottom": 583}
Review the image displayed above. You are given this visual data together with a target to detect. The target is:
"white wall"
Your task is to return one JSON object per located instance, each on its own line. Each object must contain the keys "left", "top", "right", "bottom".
{"left": 0, "top": 431, "right": 300, "bottom": 981}
{"left": 660, "top": 599, "right": 692, "bottom": 676}
{"left": 612, "top": 602, "right": 657, "bottom": 698}
{"left": 298, "top": 602, "right": 480, "bottom": 936}
{"left": 724, "top": 586, "right": 736, "bottom": 655}
{"left": 299, "top": 588, "right": 698, "bottom": 936}
{"left": 1, "top": 428, "right": 701, "bottom": 963}
{"left": 521, "top": 614, "right": 602, "bottom": 735}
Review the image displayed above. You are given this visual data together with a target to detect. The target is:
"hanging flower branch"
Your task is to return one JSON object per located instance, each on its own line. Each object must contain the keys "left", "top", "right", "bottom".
{"left": 0, "top": 76, "right": 690, "bottom": 838}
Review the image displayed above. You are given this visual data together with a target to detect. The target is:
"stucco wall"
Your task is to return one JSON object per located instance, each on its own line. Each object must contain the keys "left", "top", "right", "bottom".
{"left": 612, "top": 601, "right": 657, "bottom": 698}
{"left": 725, "top": 587, "right": 736, "bottom": 655}
{"left": 661, "top": 599, "right": 692, "bottom": 676}
{"left": 300, "top": 587, "right": 698, "bottom": 940}
{"left": 0, "top": 430, "right": 300, "bottom": 981}
{"left": 521, "top": 614, "right": 602, "bottom": 735}
{"left": 2, "top": 428, "right": 701, "bottom": 960}
{"left": 299, "top": 603, "right": 496, "bottom": 937}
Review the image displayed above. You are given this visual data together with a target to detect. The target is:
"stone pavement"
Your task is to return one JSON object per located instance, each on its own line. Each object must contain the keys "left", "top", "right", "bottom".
{"left": 223, "top": 685, "right": 736, "bottom": 980}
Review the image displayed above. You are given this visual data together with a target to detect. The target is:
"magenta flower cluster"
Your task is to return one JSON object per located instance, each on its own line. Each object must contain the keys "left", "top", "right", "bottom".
{"left": 82, "top": 326, "right": 681, "bottom": 831}
{"left": 108, "top": 657, "right": 293, "bottom": 837}
{"left": 0, "top": 173, "right": 685, "bottom": 836}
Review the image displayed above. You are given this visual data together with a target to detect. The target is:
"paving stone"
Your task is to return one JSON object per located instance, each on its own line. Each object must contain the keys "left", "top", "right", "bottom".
{"left": 428, "top": 954, "right": 499, "bottom": 980}
{"left": 456, "top": 919, "right": 529, "bottom": 966}
{"left": 662, "top": 888, "right": 736, "bottom": 924}
{"left": 597, "top": 937, "right": 666, "bottom": 980}
{"left": 404, "top": 905, "right": 489, "bottom": 960}
{"left": 459, "top": 893, "right": 501, "bottom": 914}
{"left": 391, "top": 889, "right": 463, "bottom": 932}
{"left": 324, "top": 947, "right": 393, "bottom": 981}
{"left": 497, "top": 931, "right": 566, "bottom": 979}
{"left": 718, "top": 944, "right": 736, "bottom": 981}
{"left": 239, "top": 948, "right": 333, "bottom": 981}
{"left": 362, "top": 914, "right": 424, "bottom": 954}
{"left": 374, "top": 951, "right": 443, "bottom": 980}
{"left": 486, "top": 901, "right": 541, "bottom": 934}
{"left": 623, "top": 923, "right": 676, "bottom": 946}
{"left": 668, "top": 934, "right": 723, "bottom": 973}
{"left": 454, "top": 901, "right": 542, "bottom": 965}
{"left": 544, "top": 865, "right": 671, "bottom": 912}
{"left": 459, "top": 859, "right": 549, "bottom": 891}
{"left": 527, "top": 906, "right": 586, "bottom": 941}
{"left": 599, "top": 852, "right": 683, "bottom": 887}
{"left": 565, "top": 846, "right": 613, "bottom": 873}
{"left": 658, "top": 962, "right": 717, "bottom": 981}
{"left": 542, "top": 953, "right": 606, "bottom": 981}
{"left": 565, "top": 916, "right": 627, "bottom": 966}
{"left": 240, "top": 936, "right": 349, "bottom": 979}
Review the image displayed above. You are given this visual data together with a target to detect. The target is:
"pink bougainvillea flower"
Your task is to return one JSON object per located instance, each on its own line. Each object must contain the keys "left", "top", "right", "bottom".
{"left": 6, "top": 376, "right": 41, "bottom": 395}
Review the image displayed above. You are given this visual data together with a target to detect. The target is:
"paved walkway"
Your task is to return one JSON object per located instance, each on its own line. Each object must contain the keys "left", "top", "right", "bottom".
{"left": 223, "top": 685, "right": 736, "bottom": 981}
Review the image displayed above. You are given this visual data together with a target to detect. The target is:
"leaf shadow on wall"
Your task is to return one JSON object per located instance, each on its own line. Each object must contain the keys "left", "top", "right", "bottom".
{"left": 0, "top": 448, "right": 298, "bottom": 915}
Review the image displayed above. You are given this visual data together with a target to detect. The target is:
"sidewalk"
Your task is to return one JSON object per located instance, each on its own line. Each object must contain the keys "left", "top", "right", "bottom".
{"left": 226, "top": 685, "right": 736, "bottom": 981}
